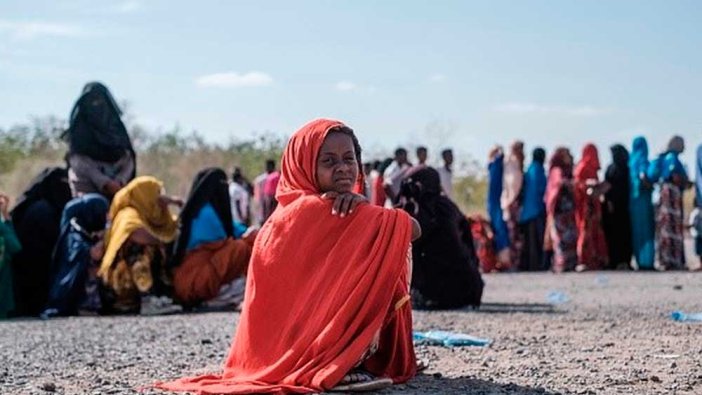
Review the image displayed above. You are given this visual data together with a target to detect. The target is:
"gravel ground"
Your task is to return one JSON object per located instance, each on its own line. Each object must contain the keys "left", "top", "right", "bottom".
{"left": 1, "top": 270, "right": 701, "bottom": 395}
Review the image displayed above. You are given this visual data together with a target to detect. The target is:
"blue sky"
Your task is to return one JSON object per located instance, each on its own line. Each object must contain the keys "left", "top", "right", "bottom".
{"left": 1, "top": 0, "right": 701, "bottom": 169}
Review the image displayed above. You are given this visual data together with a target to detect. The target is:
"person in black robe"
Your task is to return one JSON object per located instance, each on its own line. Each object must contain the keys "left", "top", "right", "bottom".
{"left": 10, "top": 167, "right": 72, "bottom": 316}
{"left": 602, "top": 144, "right": 633, "bottom": 269}
{"left": 63, "top": 82, "right": 136, "bottom": 198}
{"left": 398, "top": 167, "right": 484, "bottom": 309}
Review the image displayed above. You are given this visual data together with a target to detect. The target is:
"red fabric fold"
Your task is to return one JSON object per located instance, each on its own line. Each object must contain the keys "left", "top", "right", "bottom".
{"left": 156, "top": 119, "right": 415, "bottom": 394}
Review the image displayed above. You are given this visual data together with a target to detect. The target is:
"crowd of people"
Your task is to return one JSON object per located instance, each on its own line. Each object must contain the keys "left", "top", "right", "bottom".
{"left": 0, "top": 81, "right": 701, "bottom": 392}
{"left": 485, "top": 137, "right": 701, "bottom": 274}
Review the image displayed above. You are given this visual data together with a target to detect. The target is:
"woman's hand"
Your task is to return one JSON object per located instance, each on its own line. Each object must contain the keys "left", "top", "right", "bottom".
{"left": 321, "top": 192, "right": 368, "bottom": 217}
{"left": 0, "top": 194, "right": 10, "bottom": 221}
{"left": 410, "top": 217, "right": 422, "bottom": 241}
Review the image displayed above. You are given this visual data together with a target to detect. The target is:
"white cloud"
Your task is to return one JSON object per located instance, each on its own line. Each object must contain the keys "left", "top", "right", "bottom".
{"left": 111, "top": 0, "right": 141, "bottom": 14}
{"left": 195, "top": 71, "right": 274, "bottom": 88}
{"left": 429, "top": 73, "right": 446, "bottom": 83}
{"left": 335, "top": 81, "right": 357, "bottom": 92}
{"left": 493, "top": 102, "right": 612, "bottom": 117}
{"left": 0, "top": 20, "right": 85, "bottom": 40}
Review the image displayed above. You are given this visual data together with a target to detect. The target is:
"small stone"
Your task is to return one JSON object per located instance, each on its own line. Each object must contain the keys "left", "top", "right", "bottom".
{"left": 650, "top": 375, "right": 661, "bottom": 383}
{"left": 673, "top": 285, "right": 683, "bottom": 290}
{"left": 201, "top": 339, "right": 212, "bottom": 345}
{"left": 432, "top": 372, "right": 442, "bottom": 379}
{"left": 41, "top": 382, "right": 57, "bottom": 392}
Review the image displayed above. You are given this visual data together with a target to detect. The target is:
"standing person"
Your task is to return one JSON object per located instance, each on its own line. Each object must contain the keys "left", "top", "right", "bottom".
{"left": 362, "top": 162, "right": 373, "bottom": 199}
{"left": 262, "top": 162, "right": 281, "bottom": 221}
{"left": 371, "top": 158, "right": 393, "bottom": 206}
{"left": 10, "top": 167, "right": 72, "bottom": 316}
{"left": 398, "top": 167, "right": 483, "bottom": 309}
{"left": 436, "top": 149, "right": 454, "bottom": 199}
{"left": 63, "top": 82, "right": 136, "bottom": 198}
{"left": 629, "top": 137, "right": 656, "bottom": 270}
{"left": 650, "top": 136, "right": 690, "bottom": 270}
{"left": 693, "top": 144, "right": 702, "bottom": 268}
{"left": 0, "top": 194, "right": 22, "bottom": 319}
{"left": 487, "top": 146, "right": 510, "bottom": 270}
{"left": 545, "top": 147, "right": 578, "bottom": 273}
{"left": 602, "top": 144, "right": 632, "bottom": 269}
{"left": 383, "top": 148, "right": 412, "bottom": 204}
{"left": 574, "top": 144, "right": 609, "bottom": 271}
{"left": 158, "top": 119, "right": 420, "bottom": 393}
{"left": 519, "top": 147, "right": 547, "bottom": 271}
{"left": 501, "top": 141, "right": 525, "bottom": 269}
{"left": 229, "top": 167, "right": 251, "bottom": 226}
{"left": 416, "top": 146, "right": 428, "bottom": 166}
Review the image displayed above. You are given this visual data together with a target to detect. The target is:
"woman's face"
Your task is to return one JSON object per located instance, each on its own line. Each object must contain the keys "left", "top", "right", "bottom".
{"left": 316, "top": 132, "right": 359, "bottom": 194}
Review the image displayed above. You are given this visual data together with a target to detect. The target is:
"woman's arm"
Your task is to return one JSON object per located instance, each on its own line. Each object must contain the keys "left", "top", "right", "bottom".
{"left": 410, "top": 217, "right": 422, "bottom": 241}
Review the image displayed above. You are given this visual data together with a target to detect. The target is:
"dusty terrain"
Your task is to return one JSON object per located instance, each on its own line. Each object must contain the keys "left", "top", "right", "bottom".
{"left": 1, "top": 271, "right": 701, "bottom": 395}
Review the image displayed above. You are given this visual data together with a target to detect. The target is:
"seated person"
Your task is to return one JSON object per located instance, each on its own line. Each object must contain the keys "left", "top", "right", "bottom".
{"left": 169, "top": 168, "right": 257, "bottom": 309}
{"left": 398, "top": 167, "right": 484, "bottom": 309}
{"left": 64, "top": 82, "right": 135, "bottom": 198}
{"left": 158, "top": 119, "right": 421, "bottom": 393}
{"left": 1, "top": 193, "right": 22, "bottom": 319}
{"left": 42, "top": 194, "right": 110, "bottom": 318}
{"left": 10, "top": 167, "right": 72, "bottom": 316}
{"left": 97, "top": 176, "right": 183, "bottom": 315}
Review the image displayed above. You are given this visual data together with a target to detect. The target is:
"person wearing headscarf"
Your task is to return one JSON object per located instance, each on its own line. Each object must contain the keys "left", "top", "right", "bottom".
{"left": 170, "top": 168, "right": 257, "bottom": 308}
{"left": 157, "top": 119, "right": 421, "bottom": 393}
{"left": 98, "top": 176, "right": 183, "bottom": 315}
{"left": 693, "top": 144, "right": 702, "bottom": 267}
{"left": 10, "top": 167, "right": 72, "bottom": 316}
{"left": 0, "top": 193, "right": 22, "bottom": 319}
{"left": 63, "top": 82, "right": 136, "bottom": 198}
{"left": 545, "top": 147, "right": 578, "bottom": 272}
{"left": 628, "top": 137, "right": 656, "bottom": 270}
{"left": 501, "top": 141, "right": 525, "bottom": 269}
{"left": 574, "top": 144, "right": 609, "bottom": 271}
{"left": 398, "top": 167, "right": 484, "bottom": 309}
{"left": 602, "top": 144, "right": 632, "bottom": 269}
{"left": 41, "top": 194, "right": 110, "bottom": 318}
{"left": 519, "top": 147, "right": 547, "bottom": 271}
{"left": 487, "top": 146, "right": 511, "bottom": 270}
{"left": 649, "top": 135, "right": 690, "bottom": 270}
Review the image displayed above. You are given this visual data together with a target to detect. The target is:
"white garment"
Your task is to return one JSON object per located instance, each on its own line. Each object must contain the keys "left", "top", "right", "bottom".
{"left": 437, "top": 166, "right": 453, "bottom": 199}
{"left": 383, "top": 161, "right": 411, "bottom": 199}
{"left": 229, "top": 181, "right": 250, "bottom": 224}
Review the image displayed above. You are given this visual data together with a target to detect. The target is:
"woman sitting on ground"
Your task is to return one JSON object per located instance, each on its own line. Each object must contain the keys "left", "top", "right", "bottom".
{"left": 42, "top": 194, "right": 110, "bottom": 318}
{"left": 97, "top": 176, "right": 183, "bottom": 315}
{"left": 157, "top": 119, "right": 421, "bottom": 393}
{"left": 10, "top": 167, "right": 73, "bottom": 316}
{"left": 169, "top": 168, "right": 257, "bottom": 309}
{"left": 398, "top": 167, "right": 483, "bottom": 309}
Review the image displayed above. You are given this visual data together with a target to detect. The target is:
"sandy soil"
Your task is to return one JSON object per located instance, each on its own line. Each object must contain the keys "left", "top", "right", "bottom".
{"left": 1, "top": 271, "right": 701, "bottom": 395}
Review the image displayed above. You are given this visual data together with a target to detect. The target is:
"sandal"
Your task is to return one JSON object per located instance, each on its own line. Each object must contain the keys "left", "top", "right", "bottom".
{"left": 416, "top": 359, "right": 429, "bottom": 373}
{"left": 331, "top": 369, "right": 393, "bottom": 392}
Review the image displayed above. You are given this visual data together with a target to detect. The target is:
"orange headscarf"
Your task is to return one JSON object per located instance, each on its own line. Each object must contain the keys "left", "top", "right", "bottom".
{"left": 157, "top": 119, "right": 416, "bottom": 394}
{"left": 574, "top": 143, "right": 601, "bottom": 182}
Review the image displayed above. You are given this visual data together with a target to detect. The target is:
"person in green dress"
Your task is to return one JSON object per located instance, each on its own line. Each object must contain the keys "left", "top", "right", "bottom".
{"left": 1, "top": 193, "right": 22, "bottom": 318}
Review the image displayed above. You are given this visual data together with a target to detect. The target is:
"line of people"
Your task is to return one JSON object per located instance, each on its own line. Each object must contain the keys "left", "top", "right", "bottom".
{"left": 486, "top": 137, "right": 702, "bottom": 273}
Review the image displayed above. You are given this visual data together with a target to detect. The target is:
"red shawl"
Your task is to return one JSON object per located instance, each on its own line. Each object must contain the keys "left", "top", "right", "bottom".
{"left": 157, "top": 119, "right": 416, "bottom": 394}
